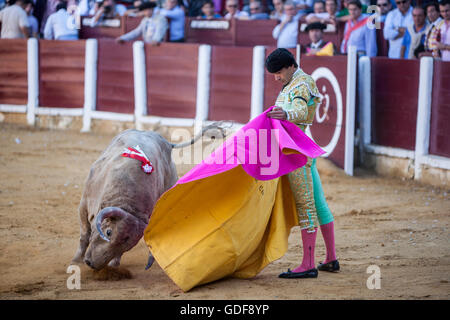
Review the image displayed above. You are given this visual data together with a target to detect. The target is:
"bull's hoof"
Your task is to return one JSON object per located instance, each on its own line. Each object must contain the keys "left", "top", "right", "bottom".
{"left": 93, "top": 266, "right": 133, "bottom": 281}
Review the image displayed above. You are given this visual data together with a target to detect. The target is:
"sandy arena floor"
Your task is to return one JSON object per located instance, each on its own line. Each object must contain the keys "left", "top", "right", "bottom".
{"left": 0, "top": 120, "right": 449, "bottom": 300}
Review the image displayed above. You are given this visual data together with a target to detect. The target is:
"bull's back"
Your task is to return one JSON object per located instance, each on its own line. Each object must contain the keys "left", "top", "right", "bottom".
{"left": 82, "top": 130, "right": 176, "bottom": 222}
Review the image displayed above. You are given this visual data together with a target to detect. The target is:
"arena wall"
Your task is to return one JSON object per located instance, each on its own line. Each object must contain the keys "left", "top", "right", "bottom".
{"left": 0, "top": 38, "right": 448, "bottom": 186}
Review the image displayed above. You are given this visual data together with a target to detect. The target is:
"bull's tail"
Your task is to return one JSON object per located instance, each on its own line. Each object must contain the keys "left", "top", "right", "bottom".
{"left": 170, "top": 121, "right": 233, "bottom": 149}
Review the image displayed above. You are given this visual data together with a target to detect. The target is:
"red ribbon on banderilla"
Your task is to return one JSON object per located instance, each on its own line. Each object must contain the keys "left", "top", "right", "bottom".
{"left": 122, "top": 145, "right": 154, "bottom": 174}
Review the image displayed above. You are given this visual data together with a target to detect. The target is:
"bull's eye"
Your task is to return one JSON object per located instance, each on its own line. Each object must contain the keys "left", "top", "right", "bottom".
{"left": 106, "top": 229, "right": 112, "bottom": 237}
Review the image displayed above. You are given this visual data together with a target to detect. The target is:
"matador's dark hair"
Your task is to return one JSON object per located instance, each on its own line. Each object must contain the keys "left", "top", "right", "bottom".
{"left": 265, "top": 48, "right": 298, "bottom": 73}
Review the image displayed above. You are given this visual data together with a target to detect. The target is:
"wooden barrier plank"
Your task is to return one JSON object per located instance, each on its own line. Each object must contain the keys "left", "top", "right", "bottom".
{"left": 301, "top": 55, "right": 348, "bottom": 169}
{"left": 145, "top": 43, "right": 198, "bottom": 118}
{"left": 0, "top": 39, "right": 27, "bottom": 105}
{"left": 96, "top": 39, "right": 135, "bottom": 114}
{"left": 39, "top": 40, "right": 85, "bottom": 109}
{"left": 370, "top": 57, "right": 419, "bottom": 151}
{"left": 208, "top": 45, "right": 253, "bottom": 123}
{"left": 234, "top": 19, "right": 277, "bottom": 46}
{"left": 185, "top": 18, "right": 234, "bottom": 46}
{"left": 429, "top": 60, "right": 450, "bottom": 158}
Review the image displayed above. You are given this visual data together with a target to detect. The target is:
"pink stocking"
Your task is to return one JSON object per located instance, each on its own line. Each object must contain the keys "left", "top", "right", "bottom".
{"left": 292, "top": 228, "right": 317, "bottom": 273}
{"left": 320, "top": 221, "right": 337, "bottom": 264}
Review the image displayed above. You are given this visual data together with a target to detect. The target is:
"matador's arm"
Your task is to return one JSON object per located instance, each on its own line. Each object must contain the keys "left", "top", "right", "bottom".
{"left": 284, "top": 84, "right": 311, "bottom": 123}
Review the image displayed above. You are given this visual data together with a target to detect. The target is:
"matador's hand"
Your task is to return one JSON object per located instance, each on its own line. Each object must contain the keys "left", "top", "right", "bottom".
{"left": 267, "top": 106, "right": 287, "bottom": 120}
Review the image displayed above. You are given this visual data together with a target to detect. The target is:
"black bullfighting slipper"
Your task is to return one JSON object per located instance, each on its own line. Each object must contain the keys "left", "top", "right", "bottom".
{"left": 278, "top": 268, "right": 318, "bottom": 279}
{"left": 317, "top": 260, "right": 340, "bottom": 272}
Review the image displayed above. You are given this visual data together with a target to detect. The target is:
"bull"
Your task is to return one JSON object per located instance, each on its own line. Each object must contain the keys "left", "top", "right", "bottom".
{"left": 71, "top": 124, "right": 225, "bottom": 270}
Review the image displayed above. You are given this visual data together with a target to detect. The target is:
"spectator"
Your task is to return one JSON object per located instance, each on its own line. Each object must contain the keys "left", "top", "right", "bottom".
{"left": 249, "top": 0, "right": 269, "bottom": 19}
{"left": 294, "top": 0, "right": 314, "bottom": 19}
{"left": 43, "top": 1, "right": 78, "bottom": 40}
{"left": 434, "top": 0, "right": 450, "bottom": 61}
{"left": 91, "top": 0, "right": 127, "bottom": 26}
{"left": 400, "top": 6, "right": 427, "bottom": 59}
{"left": 270, "top": 0, "right": 285, "bottom": 20}
{"left": 340, "top": 0, "right": 377, "bottom": 56}
{"left": 376, "top": 0, "right": 392, "bottom": 23}
{"left": 304, "top": 21, "right": 337, "bottom": 55}
{"left": 123, "top": 0, "right": 144, "bottom": 17}
{"left": 383, "top": 0, "right": 413, "bottom": 58}
{"left": 198, "top": 0, "right": 222, "bottom": 18}
{"left": 25, "top": 0, "right": 39, "bottom": 37}
{"left": 78, "top": 0, "right": 95, "bottom": 16}
{"left": 0, "top": 0, "right": 31, "bottom": 38}
{"left": 272, "top": 0, "right": 299, "bottom": 48}
{"left": 187, "top": 0, "right": 207, "bottom": 17}
{"left": 159, "top": 0, "right": 185, "bottom": 42}
{"left": 336, "top": 0, "right": 368, "bottom": 22}
{"left": 116, "top": 2, "right": 168, "bottom": 45}
{"left": 40, "top": 0, "right": 60, "bottom": 34}
{"left": 305, "top": 0, "right": 337, "bottom": 24}
{"left": 224, "top": 0, "right": 249, "bottom": 19}
{"left": 423, "top": 1, "right": 442, "bottom": 55}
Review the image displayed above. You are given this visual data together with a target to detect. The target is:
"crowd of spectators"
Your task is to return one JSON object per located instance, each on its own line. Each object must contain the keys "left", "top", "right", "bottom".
{"left": 0, "top": 0, "right": 449, "bottom": 60}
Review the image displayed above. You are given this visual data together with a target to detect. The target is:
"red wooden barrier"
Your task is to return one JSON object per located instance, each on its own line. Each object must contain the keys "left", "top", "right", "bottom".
{"left": 185, "top": 18, "right": 235, "bottom": 46}
{"left": 301, "top": 55, "right": 348, "bottom": 169}
{"left": 39, "top": 40, "right": 85, "bottom": 109}
{"left": 96, "top": 38, "right": 135, "bottom": 113}
{"left": 429, "top": 60, "right": 450, "bottom": 158}
{"left": 0, "top": 39, "right": 27, "bottom": 105}
{"left": 79, "top": 17, "right": 124, "bottom": 39}
{"left": 208, "top": 45, "right": 253, "bottom": 123}
{"left": 370, "top": 57, "right": 419, "bottom": 150}
{"left": 144, "top": 43, "right": 198, "bottom": 118}
{"left": 234, "top": 19, "right": 277, "bottom": 47}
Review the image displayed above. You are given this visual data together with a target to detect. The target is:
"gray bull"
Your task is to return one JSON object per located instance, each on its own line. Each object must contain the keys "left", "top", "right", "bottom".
{"left": 71, "top": 125, "right": 224, "bottom": 270}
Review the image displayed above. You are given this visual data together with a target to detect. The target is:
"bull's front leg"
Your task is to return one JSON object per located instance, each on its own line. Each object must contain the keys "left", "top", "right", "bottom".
{"left": 71, "top": 202, "right": 91, "bottom": 264}
{"left": 108, "top": 254, "right": 122, "bottom": 268}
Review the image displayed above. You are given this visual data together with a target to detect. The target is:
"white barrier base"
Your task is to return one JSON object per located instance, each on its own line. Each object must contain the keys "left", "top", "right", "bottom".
{"left": 365, "top": 144, "right": 415, "bottom": 159}
{"left": 0, "top": 104, "right": 27, "bottom": 113}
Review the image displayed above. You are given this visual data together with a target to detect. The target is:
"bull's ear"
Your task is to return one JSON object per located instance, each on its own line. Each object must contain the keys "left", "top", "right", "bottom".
{"left": 96, "top": 207, "right": 128, "bottom": 242}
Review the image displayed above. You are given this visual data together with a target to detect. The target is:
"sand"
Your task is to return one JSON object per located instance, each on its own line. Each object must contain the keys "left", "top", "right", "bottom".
{"left": 0, "top": 121, "right": 449, "bottom": 300}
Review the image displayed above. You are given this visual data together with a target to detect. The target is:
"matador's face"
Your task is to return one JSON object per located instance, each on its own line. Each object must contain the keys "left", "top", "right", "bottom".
{"left": 272, "top": 65, "right": 296, "bottom": 86}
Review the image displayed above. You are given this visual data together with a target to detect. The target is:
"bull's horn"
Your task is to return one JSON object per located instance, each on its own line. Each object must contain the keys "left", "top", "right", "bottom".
{"left": 170, "top": 121, "right": 232, "bottom": 149}
{"left": 95, "top": 207, "right": 128, "bottom": 242}
{"left": 145, "top": 253, "right": 155, "bottom": 270}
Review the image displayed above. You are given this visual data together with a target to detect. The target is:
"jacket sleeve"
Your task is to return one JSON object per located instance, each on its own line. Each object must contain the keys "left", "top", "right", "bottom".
{"left": 383, "top": 11, "right": 398, "bottom": 41}
{"left": 119, "top": 19, "right": 144, "bottom": 41}
{"left": 284, "top": 84, "right": 311, "bottom": 123}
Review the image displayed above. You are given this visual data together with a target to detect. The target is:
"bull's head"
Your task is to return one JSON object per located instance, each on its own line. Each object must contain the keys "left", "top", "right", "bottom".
{"left": 84, "top": 207, "right": 147, "bottom": 270}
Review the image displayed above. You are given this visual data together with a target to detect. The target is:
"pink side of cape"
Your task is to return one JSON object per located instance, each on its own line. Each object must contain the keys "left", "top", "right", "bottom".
{"left": 177, "top": 107, "right": 325, "bottom": 184}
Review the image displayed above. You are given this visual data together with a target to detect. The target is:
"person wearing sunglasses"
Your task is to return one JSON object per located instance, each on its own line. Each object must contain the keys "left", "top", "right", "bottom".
{"left": 376, "top": 0, "right": 392, "bottom": 23}
{"left": 224, "top": 0, "right": 249, "bottom": 19}
{"left": 383, "top": 0, "right": 413, "bottom": 58}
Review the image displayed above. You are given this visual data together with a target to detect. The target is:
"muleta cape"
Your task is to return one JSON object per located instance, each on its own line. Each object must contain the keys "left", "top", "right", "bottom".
{"left": 143, "top": 107, "right": 325, "bottom": 292}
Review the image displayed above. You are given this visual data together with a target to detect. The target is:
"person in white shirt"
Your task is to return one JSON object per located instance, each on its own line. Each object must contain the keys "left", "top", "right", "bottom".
{"left": 43, "top": 2, "right": 78, "bottom": 40}
{"left": 224, "top": 0, "right": 249, "bottom": 19}
{"left": 272, "top": 1, "right": 299, "bottom": 48}
{"left": 116, "top": 2, "right": 168, "bottom": 45}
{"left": 0, "top": 0, "right": 31, "bottom": 38}
{"left": 383, "top": 0, "right": 413, "bottom": 58}
{"left": 305, "top": 0, "right": 338, "bottom": 25}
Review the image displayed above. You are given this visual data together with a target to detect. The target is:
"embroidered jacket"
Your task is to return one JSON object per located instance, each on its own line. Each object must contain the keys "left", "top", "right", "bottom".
{"left": 274, "top": 68, "right": 321, "bottom": 131}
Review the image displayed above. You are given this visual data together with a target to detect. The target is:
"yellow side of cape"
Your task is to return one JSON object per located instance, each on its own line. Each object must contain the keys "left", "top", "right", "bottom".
{"left": 144, "top": 166, "right": 298, "bottom": 292}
